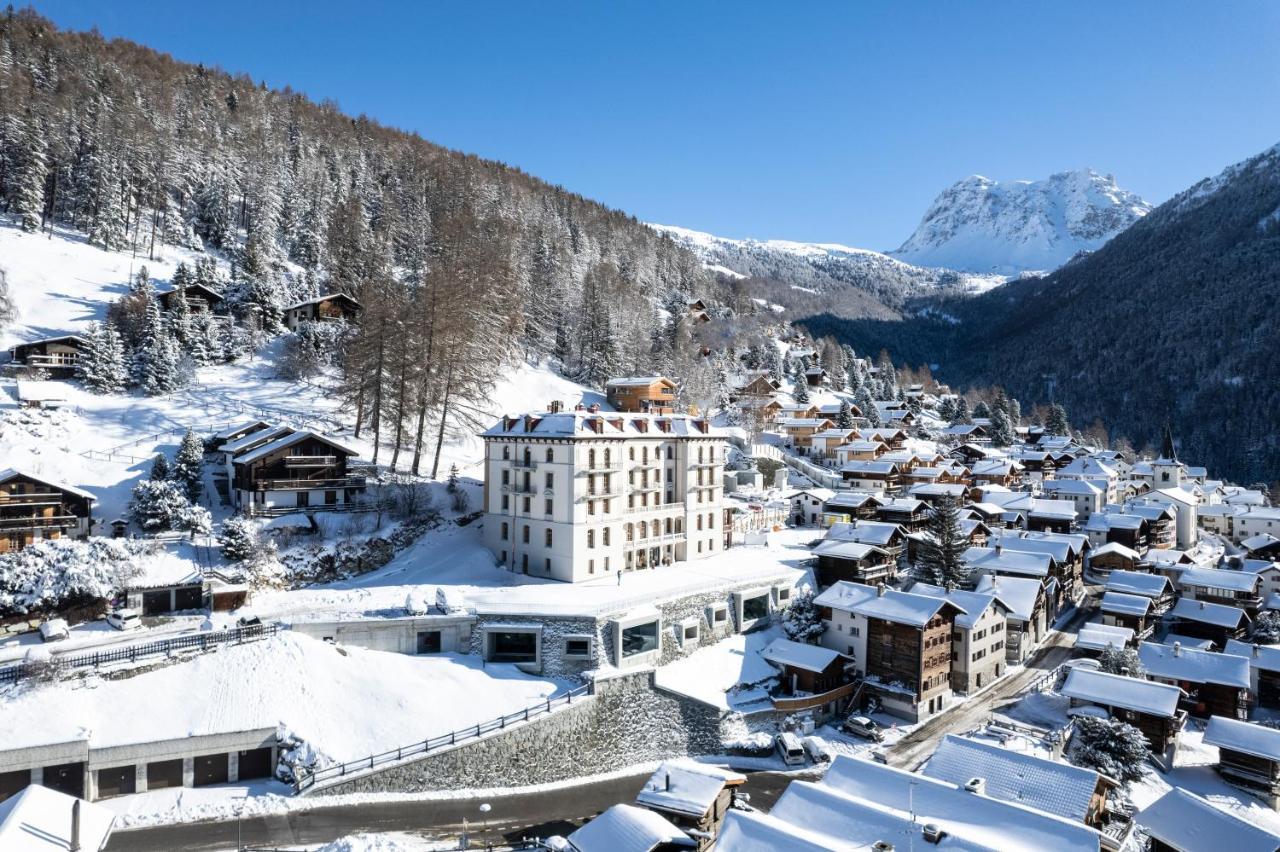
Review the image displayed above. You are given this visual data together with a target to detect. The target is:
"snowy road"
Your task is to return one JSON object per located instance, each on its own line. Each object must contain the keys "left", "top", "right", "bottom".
{"left": 885, "top": 602, "right": 1090, "bottom": 771}
{"left": 107, "top": 769, "right": 811, "bottom": 851}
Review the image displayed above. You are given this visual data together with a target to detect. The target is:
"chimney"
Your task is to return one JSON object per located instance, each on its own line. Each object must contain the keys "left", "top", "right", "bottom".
{"left": 549, "top": 400, "right": 563, "bottom": 414}
{"left": 70, "top": 799, "right": 81, "bottom": 852}
{"left": 1200, "top": 600, "right": 1206, "bottom": 610}
{"left": 1255, "top": 643, "right": 1262, "bottom": 658}
{"left": 588, "top": 403, "right": 601, "bottom": 413}
{"left": 1173, "top": 641, "right": 1181, "bottom": 657}
{"left": 994, "top": 542, "right": 1003, "bottom": 556}
{"left": 876, "top": 582, "right": 887, "bottom": 597}
{"left": 964, "top": 777, "right": 986, "bottom": 795}
{"left": 574, "top": 402, "right": 586, "bottom": 412}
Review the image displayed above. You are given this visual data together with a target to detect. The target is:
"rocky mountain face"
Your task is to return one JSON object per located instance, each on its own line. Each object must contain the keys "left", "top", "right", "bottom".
{"left": 892, "top": 169, "right": 1152, "bottom": 274}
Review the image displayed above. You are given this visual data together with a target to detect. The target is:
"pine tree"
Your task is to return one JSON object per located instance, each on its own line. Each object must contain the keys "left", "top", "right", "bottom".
{"left": 1069, "top": 716, "right": 1149, "bottom": 785}
{"left": 14, "top": 115, "right": 47, "bottom": 233}
{"left": 781, "top": 589, "right": 826, "bottom": 644}
{"left": 793, "top": 374, "right": 810, "bottom": 404}
{"left": 973, "top": 400, "right": 991, "bottom": 419}
{"left": 915, "top": 497, "right": 969, "bottom": 587}
{"left": 136, "top": 297, "right": 183, "bottom": 395}
{"left": 172, "top": 429, "right": 204, "bottom": 500}
{"left": 1099, "top": 644, "right": 1145, "bottom": 677}
{"left": 149, "top": 454, "right": 171, "bottom": 481}
{"left": 1046, "top": 403, "right": 1071, "bottom": 437}
{"left": 1254, "top": 611, "right": 1280, "bottom": 643}
{"left": 836, "top": 400, "right": 854, "bottom": 429}
{"left": 856, "top": 385, "right": 879, "bottom": 427}
{"left": 952, "top": 396, "right": 972, "bottom": 425}
{"left": 219, "top": 517, "right": 259, "bottom": 562}
{"left": 989, "top": 406, "right": 1015, "bottom": 447}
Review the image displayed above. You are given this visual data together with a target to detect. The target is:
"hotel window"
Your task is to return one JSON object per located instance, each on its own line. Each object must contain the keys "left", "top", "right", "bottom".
{"left": 589, "top": 559, "right": 595, "bottom": 574}
{"left": 697, "top": 516, "right": 703, "bottom": 531}
{"left": 545, "top": 498, "right": 554, "bottom": 515}
{"left": 503, "top": 446, "right": 510, "bottom": 460}
{"left": 522, "top": 526, "right": 529, "bottom": 543}
{"left": 588, "top": 530, "right": 595, "bottom": 549}
{"left": 604, "top": 448, "right": 611, "bottom": 467}
{"left": 545, "top": 529, "right": 553, "bottom": 547}
{"left": 502, "top": 470, "right": 509, "bottom": 485}
{"left": 546, "top": 448, "right": 554, "bottom": 462}
{"left": 545, "top": 472, "right": 553, "bottom": 488}
{"left": 501, "top": 522, "right": 508, "bottom": 540}
{"left": 501, "top": 495, "right": 509, "bottom": 510}
{"left": 523, "top": 497, "right": 531, "bottom": 513}
{"left": 603, "top": 528, "right": 611, "bottom": 546}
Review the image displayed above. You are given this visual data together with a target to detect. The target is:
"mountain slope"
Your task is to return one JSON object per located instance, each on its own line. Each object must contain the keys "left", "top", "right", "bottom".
{"left": 649, "top": 224, "right": 1002, "bottom": 321}
{"left": 816, "top": 142, "right": 1280, "bottom": 482}
{"left": 892, "top": 169, "right": 1152, "bottom": 274}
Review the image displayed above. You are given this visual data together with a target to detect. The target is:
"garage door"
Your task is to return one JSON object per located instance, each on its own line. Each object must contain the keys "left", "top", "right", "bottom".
{"left": 236, "top": 748, "right": 273, "bottom": 781}
{"left": 174, "top": 585, "right": 203, "bottom": 611}
{"left": 42, "top": 762, "right": 84, "bottom": 798}
{"left": 193, "top": 753, "right": 229, "bottom": 787}
{"left": 142, "top": 590, "right": 171, "bottom": 615}
{"left": 95, "top": 765, "right": 136, "bottom": 799}
{"left": 146, "top": 759, "right": 184, "bottom": 790}
{"left": 0, "top": 769, "right": 29, "bottom": 803}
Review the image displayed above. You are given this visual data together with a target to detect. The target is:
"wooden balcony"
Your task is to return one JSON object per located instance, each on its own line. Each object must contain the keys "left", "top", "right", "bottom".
{"left": 23, "top": 354, "right": 79, "bottom": 368}
{"left": 285, "top": 455, "right": 339, "bottom": 468}
{"left": 251, "top": 476, "right": 366, "bottom": 492}
{"left": 0, "top": 492, "right": 64, "bottom": 506}
{"left": 771, "top": 681, "right": 861, "bottom": 712}
{"left": 0, "top": 514, "right": 81, "bottom": 531}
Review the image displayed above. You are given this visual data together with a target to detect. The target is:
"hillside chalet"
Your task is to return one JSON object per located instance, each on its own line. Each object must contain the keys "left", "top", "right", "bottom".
{"left": 227, "top": 430, "right": 365, "bottom": 513}
{"left": 606, "top": 376, "right": 678, "bottom": 415}
{"left": 156, "top": 282, "right": 224, "bottom": 314}
{"left": 283, "top": 293, "right": 362, "bottom": 330}
{"left": 7, "top": 335, "right": 88, "bottom": 376}
{"left": 0, "top": 469, "right": 96, "bottom": 553}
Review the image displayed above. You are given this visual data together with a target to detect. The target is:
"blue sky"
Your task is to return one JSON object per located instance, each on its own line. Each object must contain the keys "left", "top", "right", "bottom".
{"left": 26, "top": 1, "right": 1280, "bottom": 248}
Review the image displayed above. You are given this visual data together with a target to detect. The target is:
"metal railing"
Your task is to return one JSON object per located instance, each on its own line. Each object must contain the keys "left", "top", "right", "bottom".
{"left": 294, "top": 682, "right": 594, "bottom": 793}
{"left": 0, "top": 623, "right": 279, "bottom": 685}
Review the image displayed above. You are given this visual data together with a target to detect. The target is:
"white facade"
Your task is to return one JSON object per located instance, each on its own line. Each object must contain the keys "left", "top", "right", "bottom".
{"left": 481, "top": 409, "right": 727, "bottom": 583}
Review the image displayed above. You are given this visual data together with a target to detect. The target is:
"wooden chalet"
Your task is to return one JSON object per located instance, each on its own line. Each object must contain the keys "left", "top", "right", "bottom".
{"left": 228, "top": 430, "right": 365, "bottom": 513}
{"left": 1099, "top": 592, "right": 1156, "bottom": 639}
{"left": 1061, "top": 668, "right": 1186, "bottom": 754}
{"left": 283, "top": 293, "right": 362, "bottom": 330}
{"left": 1203, "top": 716, "right": 1280, "bottom": 808}
{"left": 606, "top": 376, "right": 678, "bottom": 415}
{"left": 873, "top": 498, "right": 931, "bottom": 531}
{"left": 156, "top": 282, "right": 225, "bottom": 314}
{"left": 7, "top": 335, "right": 88, "bottom": 376}
{"left": 634, "top": 761, "right": 744, "bottom": 849}
{"left": 1164, "top": 598, "right": 1251, "bottom": 646}
{"left": 762, "top": 638, "right": 852, "bottom": 695}
{"left": 1138, "top": 641, "right": 1251, "bottom": 720}
{"left": 860, "top": 590, "right": 963, "bottom": 719}
{"left": 0, "top": 469, "right": 96, "bottom": 553}
{"left": 812, "top": 539, "right": 894, "bottom": 586}
{"left": 1226, "top": 640, "right": 1280, "bottom": 709}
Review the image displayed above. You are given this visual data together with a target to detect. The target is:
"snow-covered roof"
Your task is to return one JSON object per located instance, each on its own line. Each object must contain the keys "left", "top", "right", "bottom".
{"left": 923, "top": 734, "right": 1109, "bottom": 823}
{"left": 605, "top": 376, "right": 672, "bottom": 387}
{"left": 789, "top": 487, "right": 836, "bottom": 502}
{"left": 1104, "top": 569, "right": 1171, "bottom": 598}
{"left": 1041, "top": 479, "right": 1103, "bottom": 496}
{"left": 14, "top": 379, "right": 69, "bottom": 403}
{"left": 715, "top": 807, "right": 836, "bottom": 852}
{"left": 285, "top": 292, "right": 361, "bottom": 310}
{"left": 820, "top": 755, "right": 1104, "bottom": 852}
{"left": 1089, "top": 540, "right": 1140, "bottom": 561}
{"left": 1139, "top": 641, "right": 1250, "bottom": 688}
{"left": 1204, "top": 715, "right": 1280, "bottom": 762}
{"left": 633, "top": 760, "right": 744, "bottom": 819}
{"left": 910, "top": 583, "right": 1002, "bottom": 629}
{"left": 1225, "top": 639, "right": 1280, "bottom": 673}
{"left": 1178, "top": 566, "right": 1260, "bottom": 594}
{"left": 811, "top": 540, "right": 889, "bottom": 561}
{"left": 973, "top": 574, "right": 1042, "bottom": 621}
{"left": 1138, "top": 787, "right": 1280, "bottom": 852}
{"left": 1168, "top": 597, "right": 1250, "bottom": 629}
{"left": 824, "top": 520, "right": 901, "bottom": 546}
{"left": 1100, "top": 591, "right": 1152, "bottom": 617}
{"left": 483, "top": 411, "right": 718, "bottom": 439}
{"left": 232, "top": 430, "right": 362, "bottom": 464}
{"left": 566, "top": 803, "right": 691, "bottom": 852}
{"left": 849, "top": 588, "right": 963, "bottom": 628}
{"left": 823, "top": 491, "right": 881, "bottom": 509}
{"left": 988, "top": 531, "right": 1075, "bottom": 562}
{"left": 0, "top": 467, "right": 97, "bottom": 502}
{"left": 213, "top": 419, "right": 272, "bottom": 440}
{"left": 762, "top": 637, "right": 843, "bottom": 673}
{"left": 1243, "top": 533, "right": 1280, "bottom": 552}
{"left": 1060, "top": 668, "right": 1182, "bottom": 717}
{"left": 0, "top": 785, "right": 115, "bottom": 852}
{"left": 964, "top": 546, "right": 1051, "bottom": 578}
{"left": 1160, "top": 633, "right": 1216, "bottom": 651}
{"left": 812, "top": 581, "right": 880, "bottom": 611}
{"left": 840, "top": 460, "right": 898, "bottom": 476}
{"left": 219, "top": 423, "right": 295, "bottom": 454}
{"left": 1076, "top": 623, "right": 1134, "bottom": 652}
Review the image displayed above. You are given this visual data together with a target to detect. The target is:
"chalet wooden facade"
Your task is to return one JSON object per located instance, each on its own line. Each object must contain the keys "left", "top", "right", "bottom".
{"left": 862, "top": 596, "right": 962, "bottom": 718}
{"left": 1203, "top": 715, "right": 1280, "bottom": 808}
{"left": 156, "top": 282, "right": 225, "bottom": 314}
{"left": 7, "top": 335, "right": 88, "bottom": 376}
{"left": 227, "top": 430, "right": 365, "bottom": 514}
{"left": 633, "top": 762, "right": 744, "bottom": 850}
{"left": 1061, "top": 668, "right": 1186, "bottom": 754}
{"left": 0, "top": 469, "right": 95, "bottom": 553}
{"left": 812, "top": 540, "right": 894, "bottom": 586}
{"left": 606, "top": 376, "right": 678, "bottom": 415}
{"left": 283, "top": 293, "right": 362, "bottom": 330}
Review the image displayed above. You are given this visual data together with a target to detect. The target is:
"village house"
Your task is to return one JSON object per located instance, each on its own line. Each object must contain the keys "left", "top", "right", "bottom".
{"left": 762, "top": 637, "right": 852, "bottom": 698}
{"left": 1086, "top": 512, "right": 1154, "bottom": 554}
{"left": 776, "top": 416, "right": 834, "bottom": 452}
{"left": 605, "top": 376, "right": 678, "bottom": 415}
{"left": 481, "top": 405, "right": 726, "bottom": 582}
{"left": 911, "top": 584, "right": 1008, "bottom": 693}
{"left": 156, "top": 281, "right": 224, "bottom": 315}
{"left": 811, "top": 539, "right": 894, "bottom": 587}
{"left": 988, "top": 529, "right": 1088, "bottom": 604}
{"left": 1076, "top": 622, "right": 1136, "bottom": 655}
{"left": 840, "top": 460, "right": 901, "bottom": 493}
{"left": 1144, "top": 488, "right": 1200, "bottom": 550}
{"left": 1098, "top": 592, "right": 1156, "bottom": 639}
{"left": 727, "top": 370, "right": 779, "bottom": 401}
{"left": 974, "top": 573, "right": 1047, "bottom": 665}
{"left": 819, "top": 491, "right": 883, "bottom": 525}
{"left": 872, "top": 497, "right": 932, "bottom": 531}
{"left": 1138, "top": 787, "right": 1280, "bottom": 852}
{"left": 1163, "top": 597, "right": 1251, "bottom": 646}
{"left": 823, "top": 520, "right": 907, "bottom": 563}
{"left": 1138, "top": 641, "right": 1251, "bottom": 720}
{"left": 1236, "top": 507, "right": 1280, "bottom": 544}
{"left": 969, "top": 458, "right": 1024, "bottom": 489}
{"left": 1060, "top": 668, "right": 1186, "bottom": 755}
{"left": 1087, "top": 542, "right": 1143, "bottom": 578}
{"left": 1177, "top": 565, "right": 1263, "bottom": 614}
{"left": 565, "top": 803, "right": 695, "bottom": 852}
{"left": 6, "top": 335, "right": 89, "bottom": 376}
{"left": 1041, "top": 478, "right": 1107, "bottom": 520}
{"left": 787, "top": 487, "right": 835, "bottom": 526}
{"left": 282, "top": 292, "right": 362, "bottom": 330}
{"left": 632, "top": 761, "right": 745, "bottom": 849}
{"left": 0, "top": 468, "right": 96, "bottom": 553}
{"left": 1105, "top": 570, "right": 1176, "bottom": 614}
{"left": 1197, "top": 503, "right": 1243, "bottom": 538}
{"left": 1202, "top": 716, "right": 1280, "bottom": 810}
{"left": 1226, "top": 640, "right": 1280, "bottom": 709}
{"left": 808, "top": 428, "right": 858, "bottom": 459}
{"left": 1242, "top": 534, "right": 1280, "bottom": 560}
{"left": 227, "top": 429, "right": 365, "bottom": 514}
{"left": 834, "top": 439, "right": 887, "bottom": 465}
{"left": 907, "top": 481, "right": 970, "bottom": 506}
{"left": 855, "top": 426, "right": 909, "bottom": 449}
{"left": 923, "top": 735, "right": 1129, "bottom": 846}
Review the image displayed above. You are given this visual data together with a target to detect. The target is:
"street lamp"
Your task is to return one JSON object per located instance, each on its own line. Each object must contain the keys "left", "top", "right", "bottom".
{"left": 479, "top": 802, "right": 492, "bottom": 845}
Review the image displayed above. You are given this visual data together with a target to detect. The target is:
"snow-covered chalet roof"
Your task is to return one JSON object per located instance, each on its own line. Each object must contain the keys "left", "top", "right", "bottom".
{"left": 1168, "top": 597, "right": 1250, "bottom": 629}
{"left": 1138, "top": 641, "right": 1250, "bottom": 688}
{"left": 973, "top": 574, "right": 1042, "bottom": 621}
{"left": 1138, "top": 787, "right": 1280, "bottom": 852}
{"left": 634, "top": 760, "right": 744, "bottom": 819}
{"left": 1091, "top": 542, "right": 1142, "bottom": 562}
{"left": 1076, "top": 623, "right": 1134, "bottom": 652}
{"left": 963, "top": 546, "right": 1051, "bottom": 578}
{"left": 848, "top": 588, "right": 963, "bottom": 628}
{"left": 0, "top": 467, "right": 96, "bottom": 502}
{"left": 565, "top": 803, "right": 690, "bottom": 852}
{"left": 910, "top": 583, "right": 1002, "bottom": 629}
{"left": 0, "top": 784, "right": 116, "bottom": 852}
{"left": 923, "top": 734, "right": 1112, "bottom": 823}
{"left": 1104, "top": 569, "right": 1171, "bottom": 598}
{"left": 1225, "top": 639, "right": 1280, "bottom": 673}
{"left": 1179, "top": 566, "right": 1261, "bottom": 594}
{"left": 762, "top": 638, "right": 843, "bottom": 674}
{"left": 232, "top": 430, "right": 362, "bottom": 465}
{"left": 1060, "top": 668, "right": 1182, "bottom": 717}
{"left": 1099, "top": 591, "right": 1152, "bottom": 617}
{"left": 1203, "top": 715, "right": 1280, "bottom": 761}
{"left": 812, "top": 540, "right": 889, "bottom": 561}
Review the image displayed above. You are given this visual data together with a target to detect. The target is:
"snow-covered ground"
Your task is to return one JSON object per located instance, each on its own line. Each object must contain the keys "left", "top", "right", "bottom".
{"left": 0, "top": 631, "right": 572, "bottom": 762}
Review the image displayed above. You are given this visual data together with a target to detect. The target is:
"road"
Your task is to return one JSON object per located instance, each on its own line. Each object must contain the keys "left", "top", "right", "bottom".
{"left": 886, "top": 601, "right": 1092, "bottom": 770}
{"left": 107, "top": 769, "right": 812, "bottom": 851}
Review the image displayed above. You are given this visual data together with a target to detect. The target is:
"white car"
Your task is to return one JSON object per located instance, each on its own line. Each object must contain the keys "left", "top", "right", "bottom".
{"left": 106, "top": 609, "right": 141, "bottom": 631}
{"left": 39, "top": 619, "right": 70, "bottom": 642}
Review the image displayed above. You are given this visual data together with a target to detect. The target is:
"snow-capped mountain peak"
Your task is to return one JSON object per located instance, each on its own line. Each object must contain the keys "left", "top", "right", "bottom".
{"left": 892, "top": 168, "right": 1152, "bottom": 275}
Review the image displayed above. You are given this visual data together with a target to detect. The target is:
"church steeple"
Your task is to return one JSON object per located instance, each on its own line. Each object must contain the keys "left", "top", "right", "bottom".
{"left": 1159, "top": 422, "right": 1177, "bottom": 463}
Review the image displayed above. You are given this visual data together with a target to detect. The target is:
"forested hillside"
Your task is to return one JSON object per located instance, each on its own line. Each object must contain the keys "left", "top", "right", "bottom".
{"left": 807, "top": 142, "right": 1280, "bottom": 484}
{"left": 0, "top": 9, "right": 717, "bottom": 465}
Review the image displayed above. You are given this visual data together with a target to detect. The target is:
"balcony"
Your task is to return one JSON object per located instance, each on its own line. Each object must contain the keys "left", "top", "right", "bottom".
{"left": 0, "top": 514, "right": 80, "bottom": 531}
{"left": 624, "top": 502, "right": 684, "bottom": 517}
{"left": 0, "top": 493, "right": 65, "bottom": 507}
{"left": 507, "top": 458, "right": 538, "bottom": 469}
{"left": 24, "top": 354, "right": 80, "bottom": 368}
{"left": 577, "top": 464, "right": 623, "bottom": 475}
{"left": 578, "top": 488, "right": 625, "bottom": 502}
{"left": 252, "top": 476, "right": 366, "bottom": 492}
{"left": 285, "top": 455, "right": 338, "bottom": 468}
{"left": 632, "top": 482, "right": 663, "bottom": 494}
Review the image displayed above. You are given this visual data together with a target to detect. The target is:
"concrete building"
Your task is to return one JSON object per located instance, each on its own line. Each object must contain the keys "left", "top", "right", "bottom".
{"left": 481, "top": 404, "right": 726, "bottom": 583}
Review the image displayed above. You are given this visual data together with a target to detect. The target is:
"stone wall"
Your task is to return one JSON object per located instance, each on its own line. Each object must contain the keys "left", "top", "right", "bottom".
{"left": 307, "top": 669, "right": 727, "bottom": 796}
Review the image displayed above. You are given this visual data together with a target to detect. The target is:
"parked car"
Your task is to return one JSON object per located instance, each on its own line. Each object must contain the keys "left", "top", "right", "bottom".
{"left": 802, "top": 735, "right": 833, "bottom": 764}
{"left": 841, "top": 715, "right": 885, "bottom": 742}
{"left": 237, "top": 614, "right": 262, "bottom": 628}
{"left": 106, "top": 608, "right": 141, "bottom": 631}
{"left": 775, "top": 732, "right": 806, "bottom": 766}
{"left": 39, "top": 619, "right": 69, "bottom": 642}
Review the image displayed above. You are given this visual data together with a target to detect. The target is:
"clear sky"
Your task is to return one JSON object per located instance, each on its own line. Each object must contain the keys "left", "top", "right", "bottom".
{"left": 23, "top": 1, "right": 1280, "bottom": 249}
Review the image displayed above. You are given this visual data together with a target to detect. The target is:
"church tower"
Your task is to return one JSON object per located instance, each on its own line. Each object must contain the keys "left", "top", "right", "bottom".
{"left": 1152, "top": 423, "right": 1183, "bottom": 488}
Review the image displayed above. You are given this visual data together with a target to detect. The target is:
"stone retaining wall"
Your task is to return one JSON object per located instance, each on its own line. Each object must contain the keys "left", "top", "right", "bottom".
{"left": 307, "top": 669, "right": 727, "bottom": 796}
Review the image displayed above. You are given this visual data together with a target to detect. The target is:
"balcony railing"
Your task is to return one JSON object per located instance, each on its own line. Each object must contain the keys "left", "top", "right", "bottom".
{"left": 0, "top": 514, "right": 81, "bottom": 530}
{"left": 23, "top": 354, "right": 80, "bottom": 367}
{"left": 507, "top": 458, "right": 538, "bottom": 469}
{"left": 0, "top": 493, "right": 65, "bottom": 506}
{"left": 251, "top": 476, "right": 366, "bottom": 491}
{"left": 624, "top": 502, "right": 685, "bottom": 517}
{"left": 285, "top": 455, "right": 338, "bottom": 467}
